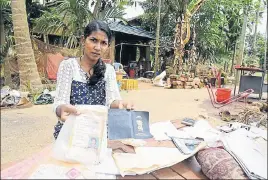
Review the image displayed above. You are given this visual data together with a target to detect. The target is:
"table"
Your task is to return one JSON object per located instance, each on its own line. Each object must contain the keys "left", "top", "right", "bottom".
{"left": 234, "top": 67, "right": 265, "bottom": 99}
{"left": 1, "top": 119, "right": 207, "bottom": 179}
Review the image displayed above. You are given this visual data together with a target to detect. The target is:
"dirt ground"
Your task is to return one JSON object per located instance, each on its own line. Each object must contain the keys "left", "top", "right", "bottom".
{"left": 0, "top": 82, "right": 254, "bottom": 165}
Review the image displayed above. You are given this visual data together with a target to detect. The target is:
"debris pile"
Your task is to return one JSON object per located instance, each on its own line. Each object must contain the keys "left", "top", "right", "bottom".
{"left": 1, "top": 86, "right": 56, "bottom": 108}
{"left": 219, "top": 102, "right": 268, "bottom": 127}
{"left": 168, "top": 74, "right": 203, "bottom": 89}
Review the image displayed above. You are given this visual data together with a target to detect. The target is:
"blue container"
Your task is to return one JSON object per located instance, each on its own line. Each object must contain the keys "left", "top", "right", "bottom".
{"left": 117, "top": 82, "right": 121, "bottom": 90}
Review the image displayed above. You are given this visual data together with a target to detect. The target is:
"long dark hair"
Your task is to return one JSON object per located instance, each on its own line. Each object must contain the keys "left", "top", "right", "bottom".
{"left": 84, "top": 20, "right": 112, "bottom": 85}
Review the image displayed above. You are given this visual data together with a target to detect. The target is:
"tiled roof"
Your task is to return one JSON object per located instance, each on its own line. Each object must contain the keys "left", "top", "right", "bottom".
{"left": 108, "top": 21, "right": 155, "bottom": 40}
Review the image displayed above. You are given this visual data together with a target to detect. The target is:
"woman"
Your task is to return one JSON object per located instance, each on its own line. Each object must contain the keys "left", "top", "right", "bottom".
{"left": 53, "top": 20, "right": 134, "bottom": 139}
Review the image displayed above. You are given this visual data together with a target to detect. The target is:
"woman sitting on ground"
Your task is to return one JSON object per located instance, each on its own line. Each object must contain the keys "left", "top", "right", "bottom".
{"left": 53, "top": 20, "right": 134, "bottom": 139}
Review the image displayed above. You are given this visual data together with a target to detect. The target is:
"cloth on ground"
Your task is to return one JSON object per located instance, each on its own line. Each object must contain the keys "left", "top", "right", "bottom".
{"left": 34, "top": 94, "right": 54, "bottom": 105}
{"left": 196, "top": 147, "right": 248, "bottom": 179}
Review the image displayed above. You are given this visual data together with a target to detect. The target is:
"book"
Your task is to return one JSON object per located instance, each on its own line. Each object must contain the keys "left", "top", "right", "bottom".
{"left": 108, "top": 109, "right": 153, "bottom": 140}
{"left": 170, "top": 136, "right": 203, "bottom": 155}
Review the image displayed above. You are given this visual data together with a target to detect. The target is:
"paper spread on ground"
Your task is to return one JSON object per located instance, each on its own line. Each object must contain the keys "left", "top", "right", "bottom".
{"left": 221, "top": 128, "right": 267, "bottom": 179}
{"left": 28, "top": 163, "right": 117, "bottom": 179}
{"left": 28, "top": 164, "right": 85, "bottom": 179}
{"left": 112, "top": 142, "right": 206, "bottom": 176}
{"left": 28, "top": 147, "right": 118, "bottom": 179}
{"left": 94, "top": 148, "right": 120, "bottom": 175}
{"left": 150, "top": 121, "right": 189, "bottom": 140}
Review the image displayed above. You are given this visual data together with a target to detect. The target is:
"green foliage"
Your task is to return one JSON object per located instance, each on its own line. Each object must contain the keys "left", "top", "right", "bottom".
{"left": 33, "top": 0, "right": 127, "bottom": 48}
{"left": 140, "top": 0, "right": 265, "bottom": 68}
{"left": 245, "top": 32, "right": 266, "bottom": 67}
{"left": 97, "top": 5, "right": 127, "bottom": 23}
{"left": 33, "top": 0, "right": 94, "bottom": 48}
{"left": 26, "top": 0, "right": 49, "bottom": 29}
{"left": 0, "top": 0, "right": 12, "bottom": 64}
{"left": 193, "top": 0, "right": 245, "bottom": 62}
{"left": 1, "top": 0, "right": 47, "bottom": 63}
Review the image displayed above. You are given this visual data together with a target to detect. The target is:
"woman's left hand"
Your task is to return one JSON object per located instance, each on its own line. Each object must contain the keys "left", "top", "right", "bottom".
{"left": 111, "top": 100, "right": 134, "bottom": 110}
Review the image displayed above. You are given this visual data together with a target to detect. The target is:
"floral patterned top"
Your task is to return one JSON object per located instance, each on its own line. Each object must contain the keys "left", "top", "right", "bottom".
{"left": 53, "top": 58, "right": 121, "bottom": 139}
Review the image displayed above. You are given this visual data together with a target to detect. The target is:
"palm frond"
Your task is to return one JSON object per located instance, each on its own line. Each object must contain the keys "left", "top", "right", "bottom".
{"left": 33, "top": 11, "right": 69, "bottom": 35}
{"left": 0, "top": 0, "right": 10, "bottom": 10}
{"left": 98, "top": 5, "right": 126, "bottom": 22}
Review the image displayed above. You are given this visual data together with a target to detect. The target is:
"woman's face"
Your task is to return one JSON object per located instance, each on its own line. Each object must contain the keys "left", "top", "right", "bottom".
{"left": 83, "top": 30, "right": 109, "bottom": 63}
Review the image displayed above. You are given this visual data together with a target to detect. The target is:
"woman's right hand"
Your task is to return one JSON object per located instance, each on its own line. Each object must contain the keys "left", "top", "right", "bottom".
{"left": 56, "top": 104, "right": 80, "bottom": 121}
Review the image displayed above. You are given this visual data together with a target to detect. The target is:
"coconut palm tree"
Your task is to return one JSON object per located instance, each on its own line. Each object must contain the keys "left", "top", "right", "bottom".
{"left": 33, "top": 0, "right": 126, "bottom": 48}
{"left": 11, "top": 0, "right": 43, "bottom": 92}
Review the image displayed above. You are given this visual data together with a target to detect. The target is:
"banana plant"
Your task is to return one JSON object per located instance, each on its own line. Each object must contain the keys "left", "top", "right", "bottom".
{"left": 173, "top": 0, "right": 206, "bottom": 75}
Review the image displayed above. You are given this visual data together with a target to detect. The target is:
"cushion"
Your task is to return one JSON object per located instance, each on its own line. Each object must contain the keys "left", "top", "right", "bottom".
{"left": 196, "top": 147, "right": 248, "bottom": 179}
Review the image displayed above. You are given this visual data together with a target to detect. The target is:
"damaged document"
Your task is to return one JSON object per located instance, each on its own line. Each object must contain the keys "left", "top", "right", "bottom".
{"left": 112, "top": 142, "right": 206, "bottom": 176}
{"left": 221, "top": 128, "right": 267, "bottom": 179}
{"left": 150, "top": 121, "right": 189, "bottom": 140}
{"left": 29, "top": 164, "right": 86, "bottom": 179}
{"left": 94, "top": 148, "right": 120, "bottom": 175}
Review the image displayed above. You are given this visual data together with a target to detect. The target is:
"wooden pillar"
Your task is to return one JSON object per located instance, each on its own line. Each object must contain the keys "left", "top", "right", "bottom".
{"left": 103, "top": 36, "right": 115, "bottom": 63}
{"left": 146, "top": 46, "right": 150, "bottom": 69}
{"left": 146, "top": 46, "right": 150, "bottom": 61}
{"left": 110, "top": 36, "right": 115, "bottom": 64}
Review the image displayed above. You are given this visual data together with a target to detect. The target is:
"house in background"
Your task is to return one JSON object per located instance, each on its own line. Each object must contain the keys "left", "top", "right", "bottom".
{"left": 32, "top": 1, "right": 155, "bottom": 69}
{"left": 105, "top": 21, "right": 155, "bottom": 68}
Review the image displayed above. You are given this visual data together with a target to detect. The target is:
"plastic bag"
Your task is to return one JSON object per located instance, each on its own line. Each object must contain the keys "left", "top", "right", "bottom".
{"left": 153, "top": 71, "right": 166, "bottom": 87}
{"left": 52, "top": 105, "right": 108, "bottom": 166}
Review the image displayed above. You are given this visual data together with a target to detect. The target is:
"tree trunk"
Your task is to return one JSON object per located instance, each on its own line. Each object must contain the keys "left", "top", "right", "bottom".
{"left": 93, "top": 0, "right": 102, "bottom": 18}
{"left": 173, "top": 0, "right": 205, "bottom": 75}
{"left": 264, "top": 14, "right": 267, "bottom": 70}
{"left": 154, "top": 0, "right": 161, "bottom": 75}
{"left": 173, "top": 16, "right": 185, "bottom": 75}
{"left": 230, "top": 41, "right": 237, "bottom": 75}
{"left": 0, "top": 13, "right": 5, "bottom": 47}
{"left": 3, "top": 57, "right": 12, "bottom": 87}
{"left": 252, "top": 0, "right": 261, "bottom": 55}
{"left": 234, "top": 6, "right": 248, "bottom": 85}
{"left": 11, "top": 0, "right": 43, "bottom": 93}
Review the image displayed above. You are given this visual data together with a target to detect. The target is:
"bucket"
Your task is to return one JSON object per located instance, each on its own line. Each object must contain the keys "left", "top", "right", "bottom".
{"left": 129, "top": 69, "right": 135, "bottom": 78}
{"left": 215, "top": 88, "right": 231, "bottom": 103}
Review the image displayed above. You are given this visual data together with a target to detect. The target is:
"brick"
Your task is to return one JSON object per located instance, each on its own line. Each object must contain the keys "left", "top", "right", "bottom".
{"left": 172, "top": 81, "right": 178, "bottom": 86}
{"left": 188, "top": 78, "right": 194, "bottom": 82}
{"left": 185, "top": 82, "right": 192, "bottom": 86}
{"left": 185, "top": 86, "right": 192, "bottom": 89}
{"left": 177, "top": 81, "right": 183, "bottom": 85}
{"left": 152, "top": 168, "right": 184, "bottom": 179}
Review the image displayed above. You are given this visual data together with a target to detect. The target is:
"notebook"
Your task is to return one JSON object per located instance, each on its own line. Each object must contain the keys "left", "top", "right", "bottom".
{"left": 108, "top": 109, "right": 153, "bottom": 140}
